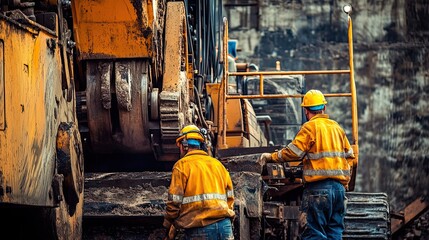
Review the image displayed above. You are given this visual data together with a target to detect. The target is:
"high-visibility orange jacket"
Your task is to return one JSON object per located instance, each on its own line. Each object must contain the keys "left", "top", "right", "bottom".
{"left": 163, "top": 149, "right": 235, "bottom": 229}
{"left": 271, "top": 114, "right": 355, "bottom": 187}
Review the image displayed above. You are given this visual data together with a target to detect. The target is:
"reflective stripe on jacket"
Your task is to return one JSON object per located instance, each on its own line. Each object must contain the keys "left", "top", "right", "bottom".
{"left": 164, "top": 150, "right": 235, "bottom": 229}
{"left": 271, "top": 114, "right": 355, "bottom": 187}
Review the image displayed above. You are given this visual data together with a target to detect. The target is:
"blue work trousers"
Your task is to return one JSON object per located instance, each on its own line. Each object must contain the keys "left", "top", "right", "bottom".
{"left": 300, "top": 179, "right": 347, "bottom": 240}
{"left": 184, "top": 218, "right": 234, "bottom": 240}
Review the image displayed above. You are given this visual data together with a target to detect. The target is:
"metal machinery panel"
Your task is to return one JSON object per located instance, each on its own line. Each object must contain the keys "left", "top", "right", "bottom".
{"left": 0, "top": 15, "right": 61, "bottom": 206}
{"left": 0, "top": 40, "right": 4, "bottom": 130}
{"left": 71, "top": 0, "right": 155, "bottom": 60}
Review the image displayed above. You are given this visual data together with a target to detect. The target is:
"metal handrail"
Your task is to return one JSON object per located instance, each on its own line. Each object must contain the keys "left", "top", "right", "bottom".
{"left": 220, "top": 6, "right": 359, "bottom": 191}
{"left": 220, "top": 11, "right": 357, "bottom": 157}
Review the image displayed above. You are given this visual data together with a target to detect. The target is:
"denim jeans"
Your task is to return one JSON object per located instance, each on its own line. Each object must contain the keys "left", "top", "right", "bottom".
{"left": 300, "top": 179, "right": 347, "bottom": 240}
{"left": 184, "top": 218, "right": 234, "bottom": 240}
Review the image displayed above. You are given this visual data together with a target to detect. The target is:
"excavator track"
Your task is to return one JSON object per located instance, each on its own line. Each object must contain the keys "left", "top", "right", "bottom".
{"left": 344, "top": 192, "right": 391, "bottom": 239}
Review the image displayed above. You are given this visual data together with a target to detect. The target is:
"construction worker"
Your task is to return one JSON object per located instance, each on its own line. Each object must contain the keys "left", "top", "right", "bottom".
{"left": 259, "top": 89, "right": 355, "bottom": 240}
{"left": 163, "top": 124, "right": 235, "bottom": 240}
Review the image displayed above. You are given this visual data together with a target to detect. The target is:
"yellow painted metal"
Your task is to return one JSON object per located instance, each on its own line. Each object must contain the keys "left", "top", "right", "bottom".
{"left": 231, "top": 69, "right": 350, "bottom": 76}
{"left": 348, "top": 15, "right": 359, "bottom": 166}
{"left": 0, "top": 17, "right": 74, "bottom": 206}
{"left": 0, "top": 40, "right": 4, "bottom": 131}
{"left": 206, "top": 83, "right": 221, "bottom": 127}
{"left": 206, "top": 81, "right": 240, "bottom": 147}
{"left": 71, "top": 0, "right": 155, "bottom": 60}
{"left": 227, "top": 93, "right": 352, "bottom": 100}
{"left": 225, "top": 99, "right": 246, "bottom": 147}
{"left": 214, "top": 18, "right": 269, "bottom": 149}
{"left": 347, "top": 15, "right": 359, "bottom": 191}
{"left": 227, "top": 70, "right": 351, "bottom": 100}
{"left": 207, "top": 82, "right": 267, "bottom": 148}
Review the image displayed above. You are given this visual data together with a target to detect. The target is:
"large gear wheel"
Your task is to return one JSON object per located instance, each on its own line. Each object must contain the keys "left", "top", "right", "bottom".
{"left": 158, "top": 1, "right": 193, "bottom": 161}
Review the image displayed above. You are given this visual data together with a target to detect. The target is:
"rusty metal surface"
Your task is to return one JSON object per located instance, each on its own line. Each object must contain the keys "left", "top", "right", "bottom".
{"left": 391, "top": 197, "right": 429, "bottom": 234}
{"left": 85, "top": 60, "right": 152, "bottom": 154}
{"left": 263, "top": 202, "right": 300, "bottom": 223}
{"left": 99, "top": 62, "right": 112, "bottom": 109}
{"left": 115, "top": 63, "right": 133, "bottom": 111}
{"left": 392, "top": 207, "right": 429, "bottom": 240}
{"left": 56, "top": 122, "right": 84, "bottom": 206}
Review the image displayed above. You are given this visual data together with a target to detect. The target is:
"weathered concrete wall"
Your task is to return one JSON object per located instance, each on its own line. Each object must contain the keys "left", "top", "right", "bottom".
{"left": 225, "top": 0, "right": 429, "bottom": 211}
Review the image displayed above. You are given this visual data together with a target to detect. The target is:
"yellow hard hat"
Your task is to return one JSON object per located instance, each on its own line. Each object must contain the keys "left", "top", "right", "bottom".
{"left": 176, "top": 124, "right": 204, "bottom": 145}
{"left": 301, "top": 89, "right": 327, "bottom": 110}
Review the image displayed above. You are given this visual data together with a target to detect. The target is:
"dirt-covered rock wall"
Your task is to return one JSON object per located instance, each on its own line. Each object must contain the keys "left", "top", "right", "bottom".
{"left": 225, "top": 0, "right": 429, "bottom": 212}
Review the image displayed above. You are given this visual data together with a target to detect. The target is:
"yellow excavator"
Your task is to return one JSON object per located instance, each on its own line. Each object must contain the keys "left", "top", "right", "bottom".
{"left": 0, "top": 1, "right": 391, "bottom": 239}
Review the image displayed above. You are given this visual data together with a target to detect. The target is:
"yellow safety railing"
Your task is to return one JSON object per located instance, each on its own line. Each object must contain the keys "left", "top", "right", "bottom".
{"left": 220, "top": 8, "right": 359, "bottom": 189}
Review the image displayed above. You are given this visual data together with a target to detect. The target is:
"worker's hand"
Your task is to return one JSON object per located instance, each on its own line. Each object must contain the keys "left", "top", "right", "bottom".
{"left": 259, "top": 153, "right": 272, "bottom": 165}
{"left": 166, "top": 224, "right": 177, "bottom": 240}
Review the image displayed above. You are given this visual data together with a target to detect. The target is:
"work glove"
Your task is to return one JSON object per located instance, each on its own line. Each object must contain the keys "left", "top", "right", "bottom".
{"left": 162, "top": 220, "right": 177, "bottom": 240}
{"left": 259, "top": 153, "right": 272, "bottom": 165}
{"left": 166, "top": 225, "right": 177, "bottom": 240}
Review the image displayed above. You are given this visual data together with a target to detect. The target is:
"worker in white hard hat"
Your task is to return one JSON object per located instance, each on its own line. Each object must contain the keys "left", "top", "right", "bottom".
{"left": 259, "top": 89, "right": 355, "bottom": 239}
{"left": 163, "top": 124, "right": 235, "bottom": 240}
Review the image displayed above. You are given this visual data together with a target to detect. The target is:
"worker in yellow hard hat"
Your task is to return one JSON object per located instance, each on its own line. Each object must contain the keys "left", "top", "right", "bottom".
{"left": 163, "top": 124, "right": 235, "bottom": 240}
{"left": 259, "top": 89, "right": 355, "bottom": 239}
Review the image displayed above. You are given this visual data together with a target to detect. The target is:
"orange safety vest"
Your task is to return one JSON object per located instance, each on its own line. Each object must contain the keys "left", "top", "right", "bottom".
{"left": 271, "top": 114, "right": 355, "bottom": 187}
{"left": 163, "top": 150, "right": 235, "bottom": 229}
